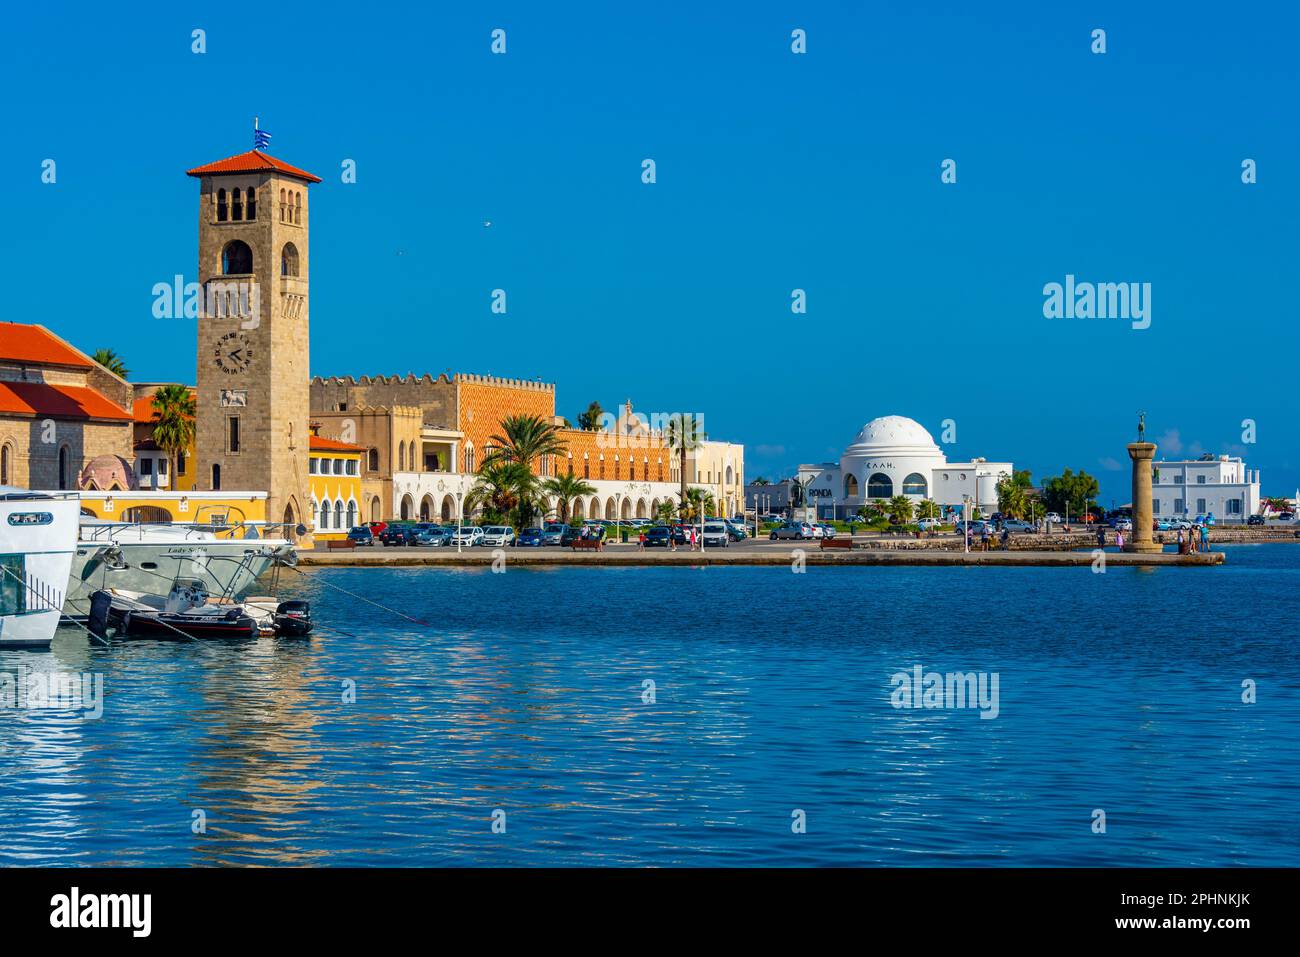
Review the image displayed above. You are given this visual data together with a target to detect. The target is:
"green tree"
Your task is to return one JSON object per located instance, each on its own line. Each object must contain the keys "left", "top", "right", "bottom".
{"left": 92, "top": 348, "right": 129, "bottom": 379}
{"left": 915, "top": 498, "right": 940, "bottom": 520}
{"left": 680, "top": 487, "right": 715, "bottom": 522}
{"left": 543, "top": 472, "right": 596, "bottom": 523}
{"left": 665, "top": 413, "right": 705, "bottom": 508}
{"left": 887, "top": 495, "right": 914, "bottom": 525}
{"left": 1041, "top": 469, "right": 1100, "bottom": 518}
{"left": 655, "top": 499, "right": 678, "bottom": 524}
{"left": 576, "top": 401, "right": 605, "bottom": 431}
{"left": 149, "top": 385, "right": 196, "bottom": 486}
{"left": 466, "top": 461, "right": 530, "bottom": 523}
{"left": 751, "top": 477, "right": 770, "bottom": 486}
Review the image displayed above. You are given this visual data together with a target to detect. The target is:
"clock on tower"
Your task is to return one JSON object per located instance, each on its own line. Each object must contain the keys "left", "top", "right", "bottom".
{"left": 186, "top": 134, "right": 321, "bottom": 540}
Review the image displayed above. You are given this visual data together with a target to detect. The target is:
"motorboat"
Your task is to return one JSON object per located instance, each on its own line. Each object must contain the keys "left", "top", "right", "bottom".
{"left": 0, "top": 487, "right": 80, "bottom": 649}
{"left": 64, "top": 519, "right": 297, "bottom": 620}
{"left": 87, "top": 578, "right": 312, "bottom": 641}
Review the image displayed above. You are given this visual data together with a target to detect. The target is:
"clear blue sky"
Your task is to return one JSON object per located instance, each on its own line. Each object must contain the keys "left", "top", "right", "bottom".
{"left": 6, "top": 1, "right": 1297, "bottom": 503}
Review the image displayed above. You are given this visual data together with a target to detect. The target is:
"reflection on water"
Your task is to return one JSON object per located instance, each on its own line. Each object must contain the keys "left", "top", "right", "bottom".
{"left": 2, "top": 546, "right": 1298, "bottom": 866}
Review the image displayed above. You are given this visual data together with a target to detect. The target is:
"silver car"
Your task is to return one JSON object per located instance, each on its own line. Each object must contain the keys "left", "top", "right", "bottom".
{"left": 770, "top": 521, "right": 813, "bottom": 540}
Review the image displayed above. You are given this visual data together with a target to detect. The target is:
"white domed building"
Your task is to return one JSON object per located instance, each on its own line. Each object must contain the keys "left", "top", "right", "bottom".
{"left": 796, "top": 416, "right": 1012, "bottom": 520}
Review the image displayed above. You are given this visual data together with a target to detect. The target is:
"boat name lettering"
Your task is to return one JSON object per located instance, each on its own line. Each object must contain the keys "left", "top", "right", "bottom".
{"left": 7, "top": 512, "right": 53, "bottom": 526}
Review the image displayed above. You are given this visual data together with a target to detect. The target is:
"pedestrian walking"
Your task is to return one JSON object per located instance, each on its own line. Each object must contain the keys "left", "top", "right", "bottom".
{"left": 638, "top": 530, "right": 646, "bottom": 551}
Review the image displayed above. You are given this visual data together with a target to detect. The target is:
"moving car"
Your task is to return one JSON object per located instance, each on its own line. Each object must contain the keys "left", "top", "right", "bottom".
{"left": 479, "top": 526, "right": 516, "bottom": 547}
{"left": 701, "top": 522, "right": 730, "bottom": 547}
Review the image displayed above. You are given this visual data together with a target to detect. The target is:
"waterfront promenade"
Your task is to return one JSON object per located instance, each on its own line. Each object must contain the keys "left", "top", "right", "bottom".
{"left": 301, "top": 543, "right": 1224, "bottom": 568}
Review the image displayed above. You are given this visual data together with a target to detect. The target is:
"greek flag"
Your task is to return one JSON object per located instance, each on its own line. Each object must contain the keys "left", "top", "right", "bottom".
{"left": 254, "top": 128, "right": 272, "bottom": 150}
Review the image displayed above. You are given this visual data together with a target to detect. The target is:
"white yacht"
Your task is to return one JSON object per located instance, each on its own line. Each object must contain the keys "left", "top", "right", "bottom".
{"left": 64, "top": 519, "right": 297, "bottom": 620}
{"left": 0, "top": 487, "right": 80, "bottom": 649}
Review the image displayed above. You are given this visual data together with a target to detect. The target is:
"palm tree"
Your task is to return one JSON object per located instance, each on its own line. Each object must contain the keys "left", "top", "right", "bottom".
{"left": 92, "top": 349, "right": 129, "bottom": 379}
{"left": 543, "top": 473, "right": 596, "bottom": 523}
{"left": 887, "top": 495, "right": 914, "bottom": 525}
{"left": 483, "top": 414, "right": 566, "bottom": 471}
{"left": 915, "top": 498, "right": 940, "bottom": 520}
{"left": 665, "top": 413, "right": 704, "bottom": 508}
{"left": 466, "top": 461, "right": 529, "bottom": 523}
{"left": 681, "top": 487, "right": 715, "bottom": 522}
{"left": 655, "top": 500, "right": 678, "bottom": 524}
{"left": 150, "top": 385, "right": 196, "bottom": 486}
{"left": 576, "top": 401, "right": 605, "bottom": 431}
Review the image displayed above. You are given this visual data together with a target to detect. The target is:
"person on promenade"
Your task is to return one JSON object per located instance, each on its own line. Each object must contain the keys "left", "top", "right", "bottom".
{"left": 1000, "top": 528, "right": 1010, "bottom": 550}
{"left": 690, "top": 526, "right": 698, "bottom": 550}
{"left": 638, "top": 529, "right": 646, "bottom": 551}
{"left": 1188, "top": 527, "right": 1198, "bottom": 554}
{"left": 1200, "top": 524, "right": 1209, "bottom": 552}
{"left": 1096, "top": 526, "right": 1106, "bottom": 550}
{"left": 1116, "top": 530, "right": 1124, "bottom": 550}
{"left": 980, "top": 526, "right": 990, "bottom": 551}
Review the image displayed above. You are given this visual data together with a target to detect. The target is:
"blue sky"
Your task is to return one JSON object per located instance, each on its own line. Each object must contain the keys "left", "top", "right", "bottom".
{"left": 6, "top": 1, "right": 1297, "bottom": 503}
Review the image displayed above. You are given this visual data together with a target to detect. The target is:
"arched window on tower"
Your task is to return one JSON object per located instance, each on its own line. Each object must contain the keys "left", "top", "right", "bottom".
{"left": 281, "top": 243, "right": 300, "bottom": 277}
{"left": 867, "top": 472, "right": 893, "bottom": 499}
{"left": 246, "top": 186, "right": 256, "bottom": 220}
{"left": 397, "top": 441, "right": 406, "bottom": 471}
{"left": 216, "top": 188, "right": 228, "bottom": 222}
{"left": 279, "top": 188, "right": 286, "bottom": 222}
{"left": 902, "top": 473, "right": 928, "bottom": 496}
{"left": 231, "top": 187, "right": 243, "bottom": 221}
{"left": 221, "top": 240, "right": 252, "bottom": 275}
{"left": 368, "top": 448, "right": 379, "bottom": 471}
{"left": 294, "top": 192, "right": 302, "bottom": 224}
{"left": 0, "top": 442, "right": 10, "bottom": 486}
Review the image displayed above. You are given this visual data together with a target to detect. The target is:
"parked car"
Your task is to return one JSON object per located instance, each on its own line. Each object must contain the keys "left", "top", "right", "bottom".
{"left": 1154, "top": 518, "right": 1173, "bottom": 531}
{"left": 1001, "top": 519, "right": 1035, "bottom": 533}
{"left": 559, "top": 525, "right": 585, "bottom": 546}
{"left": 770, "top": 521, "right": 813, "bottom": 541}
{"left": 364, "top": 521, "right": 388, "bottom": 538}
{"left": 425, "top": 526, "right": 455, "bottom": 546}
{"left": 479, "top": 526, "right": 516, "bottom": 547}
{"left": 1045, "top": 512, "right": 1062, "bottom": 525}
{"left": 1113, "top": 518, "right": 1133, "bottom": 532}
{"left": 954, "top": 520, "right": 992, "bottom": 538}
{"left": 451, "top": 526, "right": 484, "bottom": 546}
{"left": 816, "top": 523, "right": 836, "bottom": 540}
{"left": 380, "top": 523, "right": 414, "bottom": 546}
{"left": 541, "top": 523, "right": 568, "bottom": 545}
{"left": 516, "top": 527, "right": 544, "bottom": 546}
{"left": 346, "top": 526, "right": 375, "bottom": 546}
{"left": 724, "top": 520, "right": 748, "bottom": 541}
{"left": 916, "top": 517, "right": 944, "bottom": 531}
{"left": 406, "top": 523, "right": 443, "bottom": 545}
{"left": 700, "top": 522, "right": 730, "bottom": 547}
{"left": 644, "top": 525, "right": 674, "bottom": 547}
{"left": 1246, "top": 514, "right": 1265, "bottom": 526}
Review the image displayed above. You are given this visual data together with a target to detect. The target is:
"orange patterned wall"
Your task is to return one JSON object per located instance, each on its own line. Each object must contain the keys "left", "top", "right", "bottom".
{"left": 455, "top": 376, "right": 556, "bottom": 472}
{"left": 557, "top": 428, "right": 670, "bottom": 483}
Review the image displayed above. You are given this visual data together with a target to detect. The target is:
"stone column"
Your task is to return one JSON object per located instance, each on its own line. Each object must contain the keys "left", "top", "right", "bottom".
{"left": 1125, "top": 442, "right": 1161, "bottom": 553}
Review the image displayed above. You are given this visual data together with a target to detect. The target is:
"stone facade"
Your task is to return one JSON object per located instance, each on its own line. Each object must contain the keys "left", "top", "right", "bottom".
{"left": 192, "top": 166, "right": 316, "bottom": 538}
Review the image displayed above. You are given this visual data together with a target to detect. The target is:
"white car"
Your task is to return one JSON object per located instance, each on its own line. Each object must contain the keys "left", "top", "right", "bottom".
{"left": 1045, "top": 513, "right": 1062, "bottom": 524}
{"left": 479, "top": 525, "right": 515, "bottom": 546}
{"left": 916, "top": 518, "right": 944, "bottom": 531}
{"left": 452, "top": 526, "right": 484, "bottom": 546}
{"left": 701, "top": 523, "right": 730, "bottom": 547}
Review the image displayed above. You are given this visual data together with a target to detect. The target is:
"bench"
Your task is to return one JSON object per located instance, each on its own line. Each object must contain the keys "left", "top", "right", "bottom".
{"left": 820, "top": 537, "right": 852, "bottom": 550}
{"left": 326, "top": 538, "right": 358, "bottom": 550}
{"left": 570, "top": 539, "right": 603, "bottom": 551}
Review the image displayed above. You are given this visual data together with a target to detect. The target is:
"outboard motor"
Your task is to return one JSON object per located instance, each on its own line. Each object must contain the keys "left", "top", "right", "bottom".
{"left": 274, "top": 599, "right": 312, "bottom": 637}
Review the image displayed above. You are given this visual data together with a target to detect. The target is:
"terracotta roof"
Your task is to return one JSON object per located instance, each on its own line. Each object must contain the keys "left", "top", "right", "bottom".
{"left": 132, "top": 389, "right": 195, "bottom": 424}
{"left": 0, "top": 323, "right": 93, "bottom": 368}
{"left": 186, "top": 149, "right": 322, "bottom": 183}
{"left": 0, "top": 382, "right": 132, "bottom": 421}
{"left": 310, "top": 435, "right": 365, "bottom": 452}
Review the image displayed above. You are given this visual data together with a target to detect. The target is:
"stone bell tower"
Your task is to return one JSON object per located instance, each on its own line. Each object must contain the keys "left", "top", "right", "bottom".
{"left": 186, "top": 135, "right": 321, "bottom": 538}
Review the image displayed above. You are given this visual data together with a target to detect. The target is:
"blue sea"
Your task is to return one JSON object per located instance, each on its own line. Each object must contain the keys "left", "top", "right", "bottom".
{"left": 2, "top": 544, "right": 1297, "bottom": 866}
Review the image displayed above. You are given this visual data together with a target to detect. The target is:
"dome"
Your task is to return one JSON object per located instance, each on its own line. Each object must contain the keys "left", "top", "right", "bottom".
{"left": 847, "top": 415, "right": 940, "bottom": 454}
{"left": 78, "top": 454, "right": 137, "bottom": 491}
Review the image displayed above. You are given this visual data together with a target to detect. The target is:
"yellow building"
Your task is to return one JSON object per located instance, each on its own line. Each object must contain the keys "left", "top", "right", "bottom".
{"left": 77, "top": 490, "right": 268, "bottom": 537}
{"left": 308, "top": 430, "right": 365, "bottom": 539}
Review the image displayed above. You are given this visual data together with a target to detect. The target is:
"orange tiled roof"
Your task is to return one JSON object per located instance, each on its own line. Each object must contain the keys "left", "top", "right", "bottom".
{"left": 310, "top": 435, "right": 365, "bottom": 452}
{"left": 0, "top": 323, "right": 93, "bottom": 369}
{"left": 186, "top": 149, "right": 322, "bottom": 183}
{"left": 0, "top": 382, "right": 132, "bottom": 421}
{"left": 132, "top": 389, "right": 195, "bottom": 423}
